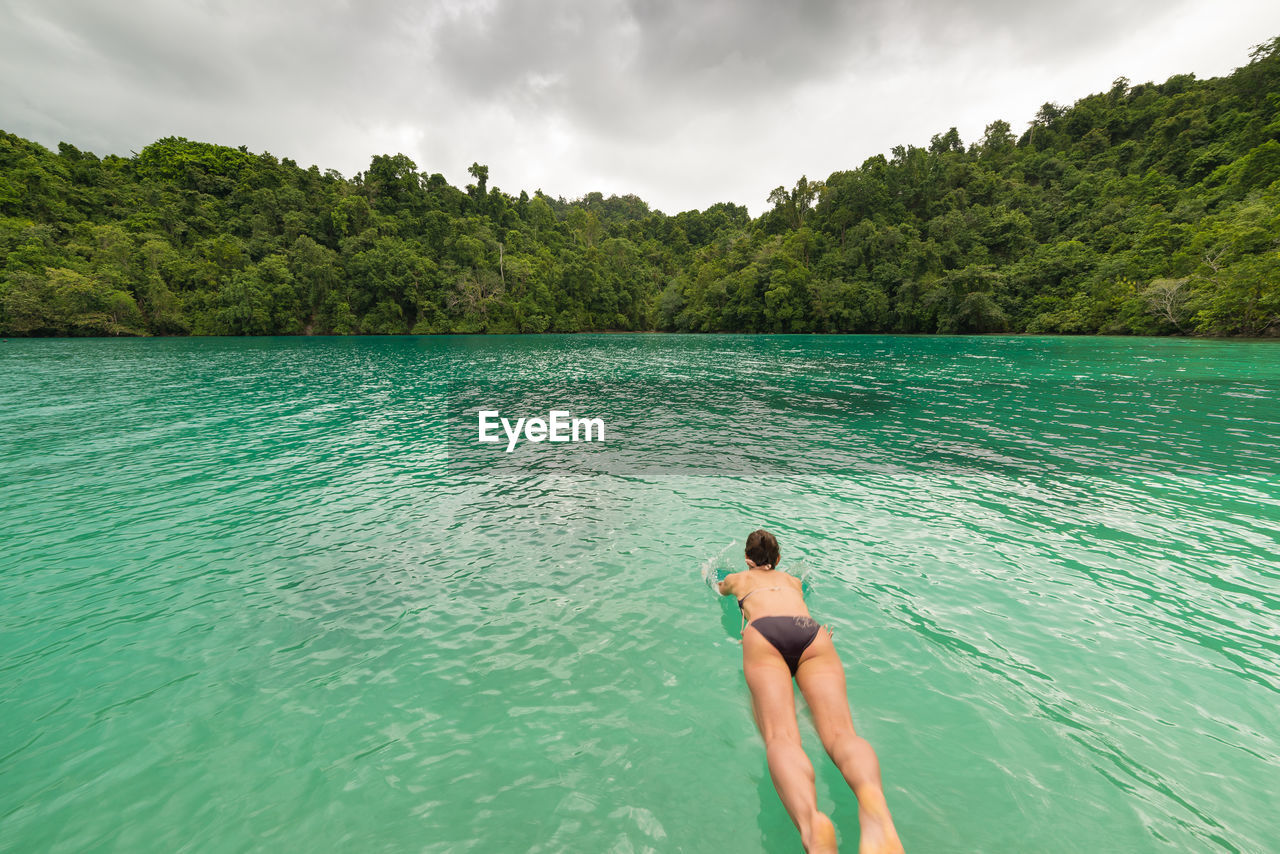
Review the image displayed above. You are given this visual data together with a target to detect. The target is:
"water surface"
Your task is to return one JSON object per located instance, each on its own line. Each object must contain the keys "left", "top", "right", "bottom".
{"left": 2, "top": 334, "right": 1277, "bottom": 852}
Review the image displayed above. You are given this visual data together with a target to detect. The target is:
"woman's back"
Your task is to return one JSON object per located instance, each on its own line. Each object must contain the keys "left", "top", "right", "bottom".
{"left": 728, "top": 568, "right": 810, "bottom": 622}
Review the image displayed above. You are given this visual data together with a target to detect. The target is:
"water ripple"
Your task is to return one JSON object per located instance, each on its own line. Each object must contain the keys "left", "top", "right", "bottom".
{"left": 1, "top": 334, "right": 1277, "bottom": 852}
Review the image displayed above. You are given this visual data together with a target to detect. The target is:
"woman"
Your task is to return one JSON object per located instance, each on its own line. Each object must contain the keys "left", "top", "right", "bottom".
{"left": 717, "top": 530, "right": 903, "bottom": 854}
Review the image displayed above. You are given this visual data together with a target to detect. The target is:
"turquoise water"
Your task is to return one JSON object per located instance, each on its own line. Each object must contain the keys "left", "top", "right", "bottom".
{"left": 2, "top": 334, "right": 1278, "bottom": 853}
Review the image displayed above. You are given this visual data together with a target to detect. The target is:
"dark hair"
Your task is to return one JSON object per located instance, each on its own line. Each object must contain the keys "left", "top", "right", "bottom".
{"left": 745, "top": 529, "right": 780, "bottom": 569}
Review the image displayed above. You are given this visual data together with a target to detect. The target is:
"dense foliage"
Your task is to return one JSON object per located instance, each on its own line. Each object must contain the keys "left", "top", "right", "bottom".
{"left": 3, "top": 38, "right": 1279, "bottom": 337}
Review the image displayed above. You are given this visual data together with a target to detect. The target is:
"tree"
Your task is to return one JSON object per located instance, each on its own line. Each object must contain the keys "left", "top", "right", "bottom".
{"left": 467, "top": 163, "right": 489, "bottom": 203}
{"left": 768, "top": 175, "right": 824, "bottom": 229}
{"left": 1143, "top": 277, "right": 1191, "bottom": 332}
{"left": 4, "top": 267, "right": 147, "bottom": 335}
{"left": 981, "top": 120, "right": 1015, "bottom": 153}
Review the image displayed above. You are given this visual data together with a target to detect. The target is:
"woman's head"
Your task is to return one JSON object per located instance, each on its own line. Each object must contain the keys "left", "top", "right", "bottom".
{"left": 745, "top": 529, "right": 780, "bottom": 570}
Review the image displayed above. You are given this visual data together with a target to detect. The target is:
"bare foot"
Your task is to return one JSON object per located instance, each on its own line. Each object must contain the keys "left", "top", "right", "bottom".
{"left": 803, "top": 811, "right": 838, "bottom": 854}
{"left": 857, "top": 803, "right": 903, "bottom": 854}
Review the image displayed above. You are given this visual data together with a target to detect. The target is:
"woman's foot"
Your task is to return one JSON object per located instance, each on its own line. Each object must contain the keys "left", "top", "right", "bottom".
{"left": 802, "top": 811, "right": 838, "bottom": 853}
{"left": 857, "top": 802, "right": 903, "bottom": 854}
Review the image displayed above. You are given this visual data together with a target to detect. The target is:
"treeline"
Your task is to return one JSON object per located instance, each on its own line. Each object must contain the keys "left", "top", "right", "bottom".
{"left": 2, "top": 38, "right": 1279, "bottom": 337}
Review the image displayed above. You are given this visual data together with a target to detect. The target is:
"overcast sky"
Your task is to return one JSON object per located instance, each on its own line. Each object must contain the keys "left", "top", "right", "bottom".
{"left": 3, "top": 0, "right": 1279, "bottom": 214}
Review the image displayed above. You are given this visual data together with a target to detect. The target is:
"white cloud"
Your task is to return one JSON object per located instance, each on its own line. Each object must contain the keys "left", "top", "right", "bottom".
{"left": 2, "top": 0, "right": 1278, "bottom": 215}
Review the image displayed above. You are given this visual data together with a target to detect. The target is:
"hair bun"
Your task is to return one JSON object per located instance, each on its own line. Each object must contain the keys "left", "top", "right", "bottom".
{"left": 745, "top": 529, "right": 781, "bottom": 571}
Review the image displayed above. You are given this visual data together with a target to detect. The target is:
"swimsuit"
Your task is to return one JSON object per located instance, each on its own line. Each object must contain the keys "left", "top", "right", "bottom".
{"left": 749, "top": 616, "right": 822, "bottom": 676}
{"left": 737, "top": 587, "right": 823, "bottom": 676}
{"left": 736, "top": 586, "right": 783, "bottom": 624}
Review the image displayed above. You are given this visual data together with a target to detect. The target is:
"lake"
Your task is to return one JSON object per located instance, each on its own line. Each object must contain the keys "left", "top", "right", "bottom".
{"left": 1, "top": 334, "right": 1277, "bottom": 852}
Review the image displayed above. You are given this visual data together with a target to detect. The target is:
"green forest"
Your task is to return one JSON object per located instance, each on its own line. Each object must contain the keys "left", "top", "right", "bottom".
{"left": 3, "top": 38, "right": 1279, "bottom": 338}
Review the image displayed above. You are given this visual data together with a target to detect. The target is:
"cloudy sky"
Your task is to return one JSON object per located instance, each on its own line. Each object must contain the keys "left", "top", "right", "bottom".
{"left": 3, "top": 0, "right": 1279, "bottom": 214}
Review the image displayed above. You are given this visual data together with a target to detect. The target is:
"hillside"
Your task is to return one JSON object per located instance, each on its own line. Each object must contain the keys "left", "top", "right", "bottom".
{"left": 2, "top": 37, "right": 1278, "bottom": 337}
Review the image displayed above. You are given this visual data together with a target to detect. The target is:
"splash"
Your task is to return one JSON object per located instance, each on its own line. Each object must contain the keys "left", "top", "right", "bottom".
{"left": 699, "top": 541, "right": 738, "bottom": 594}
{"left": 792, "top": 557, "right": 813, "bottom": 593}
{"left": 700, "top": 541, "right": 813, "bottom": 595}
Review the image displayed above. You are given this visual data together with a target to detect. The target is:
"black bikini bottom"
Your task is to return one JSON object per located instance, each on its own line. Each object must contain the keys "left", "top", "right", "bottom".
{"left": 750, "top": 616, "right": 822, "bottom": 676}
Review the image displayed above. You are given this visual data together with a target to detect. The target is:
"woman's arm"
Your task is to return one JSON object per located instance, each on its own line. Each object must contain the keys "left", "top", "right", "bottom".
{"left": 716, "top": 571, "right": 740, "bottom": 597}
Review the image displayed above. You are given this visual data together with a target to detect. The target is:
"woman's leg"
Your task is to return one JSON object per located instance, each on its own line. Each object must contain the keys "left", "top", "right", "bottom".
{"left": 742, "top": 626, "right": 837, "bottom": 853}
{"left": 794, "top": 631, "right": 903, "bottom": 854}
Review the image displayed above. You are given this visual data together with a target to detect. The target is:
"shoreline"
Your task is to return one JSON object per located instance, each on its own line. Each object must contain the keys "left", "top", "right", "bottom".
{"left": 4, "top": 330, "right": 1279, "bottom": 342}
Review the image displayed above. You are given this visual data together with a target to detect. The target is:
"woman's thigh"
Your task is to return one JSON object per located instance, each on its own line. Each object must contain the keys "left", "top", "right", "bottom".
{"left": 794, "top": 631, "right": 858, "bottom": 741}
{"left": 742, "top": 626, "right": 801, "bottom": 742}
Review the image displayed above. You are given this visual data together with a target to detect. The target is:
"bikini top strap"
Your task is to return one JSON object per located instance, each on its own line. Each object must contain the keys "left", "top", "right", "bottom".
{"left": 739, "top": 585, "right": 785, "bottom": 606}
{"left": 736, "top": 586, "right": 786, "bottom": 631}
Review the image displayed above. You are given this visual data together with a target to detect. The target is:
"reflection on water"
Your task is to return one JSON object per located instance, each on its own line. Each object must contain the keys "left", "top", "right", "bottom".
{"left": 1, "top": 334, "right": 1277, "bottom": 853}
